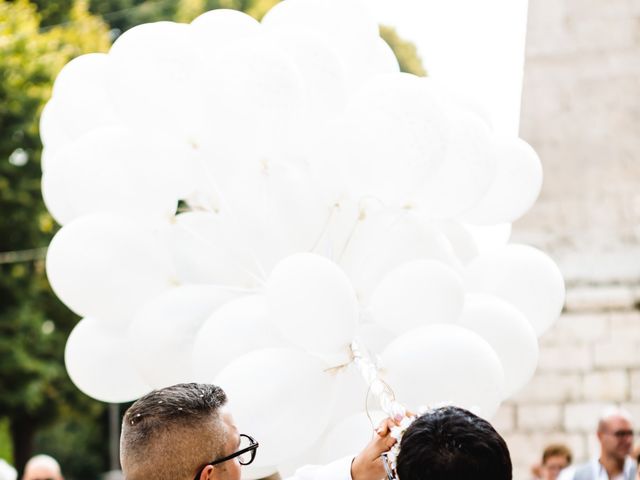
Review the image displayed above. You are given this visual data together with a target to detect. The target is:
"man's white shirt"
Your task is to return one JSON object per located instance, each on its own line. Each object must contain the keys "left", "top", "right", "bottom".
{"left": 557, "top": 457, "right": 637, "bottom": 480}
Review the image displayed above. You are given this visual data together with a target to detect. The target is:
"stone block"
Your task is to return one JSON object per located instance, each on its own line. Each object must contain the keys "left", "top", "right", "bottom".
{"left": 631, "top": 370, "right": 640, "bottom": 400}
{"left": 564, "top": 286, "right": 637, "bottom": 312}
{"left": 517, "top": 404, "right": 563, "bottom": 431}
{"left": 564, "top": 403, "right": 607, "bottom": 433}
{"left": 609, "top": 312, "right": 640, "bottom": 342}
{"left": 502, "top": 432, "right": 586, "bottom": 472}
{"left": 594, "top": 340, "right": 640, "bottom": 368}
{"left": 492, "top": 403, "right": 516, "bottom": 434}
{"left": 621, "top": 402, "right": 640, "bottom": 423}
{"left": 582, "top": 371, "right": 629, "bottom": 401}
{"left": 513, "top": 373, "right": 582, "bottom": 403}
{"left": 538, "top": 344, "right": 593, "bottom": 372}
{"left": 539, "top": 312, "right": 609, "bottom": 345}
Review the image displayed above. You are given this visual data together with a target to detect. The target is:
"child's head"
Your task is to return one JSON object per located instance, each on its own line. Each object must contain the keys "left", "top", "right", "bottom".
{"left": 396, "top": 406, "right": 512, "bottom": 480}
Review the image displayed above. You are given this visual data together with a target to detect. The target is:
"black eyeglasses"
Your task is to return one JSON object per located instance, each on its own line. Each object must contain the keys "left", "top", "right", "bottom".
{"left": 193, "top": 433, "right": 259, "bottom": 480}
{"left": 381, "top": 453, "right": 396, "bottom": 480}
{"left": 604, "top": 429, "right": 636, "bottom": 439}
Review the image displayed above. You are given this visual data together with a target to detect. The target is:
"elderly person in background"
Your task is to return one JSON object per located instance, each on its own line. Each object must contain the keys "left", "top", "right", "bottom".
{"left": 559, "top": 407, "right": 636, "bottom": 480}
{"left": 21, "top": 455, "right": 63, "bottom": 480}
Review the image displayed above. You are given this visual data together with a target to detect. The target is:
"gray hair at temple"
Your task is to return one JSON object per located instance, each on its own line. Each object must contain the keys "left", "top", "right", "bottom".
{"left": 120, "top": 383, "right": 228, "bottom": 480}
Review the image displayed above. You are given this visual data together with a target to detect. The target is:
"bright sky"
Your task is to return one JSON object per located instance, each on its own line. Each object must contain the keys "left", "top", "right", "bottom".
{"left": 365, "top": 0, "right": 529, "bottom": 137}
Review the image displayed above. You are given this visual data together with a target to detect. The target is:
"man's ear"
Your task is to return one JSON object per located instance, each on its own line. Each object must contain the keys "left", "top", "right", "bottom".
{"left": 200, "top": 465, "right": 215, "bottom": 480}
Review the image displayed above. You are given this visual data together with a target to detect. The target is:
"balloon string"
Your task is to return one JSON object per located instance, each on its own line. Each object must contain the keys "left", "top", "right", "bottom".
{"left": 350, "top": 340, "right": 406, "bottom": 426}
{"left": 191, "top": 151, "right": 268, "bottom": 281}
{"left": 309, "top": 204, "right": 337, "bottom": 258}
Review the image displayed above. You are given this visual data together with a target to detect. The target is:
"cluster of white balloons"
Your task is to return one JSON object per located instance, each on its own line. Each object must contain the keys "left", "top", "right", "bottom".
{"left": 40, "top": 0, "right": 564, "bottom": 474}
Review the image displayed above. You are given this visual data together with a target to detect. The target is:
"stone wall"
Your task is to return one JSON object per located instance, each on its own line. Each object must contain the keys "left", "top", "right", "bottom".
{"left": 507, "top": 0, "right": 640, "bottom": 477}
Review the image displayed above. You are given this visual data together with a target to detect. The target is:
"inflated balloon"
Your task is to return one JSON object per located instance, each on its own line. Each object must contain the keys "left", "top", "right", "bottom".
{"left": 107, "top": 22, "right": 202, "bottom": 137}
{"left": 128, "top": 285, "right": 239, "bottom": 388}
{"left": 66, "top": 317, "right": 151, "bottom": 403}
{"left": 46, "top": 212, "right": 175, "bottom": 326}
{"left": 41, "top": 0, "right": 559, "bottom": 430}
{"left": 192, "top": 295, "right": 287, "bottom": 380}
{"left": 461, "top": 138, "right": 543, "bottom": 224}
{"left": 40, "top": 54, "right": 119, "bottom": 158}
{"left": 215, "top": 348, "right": 335, "bottom": 466}
{"left": 458, "top": 294, "right": 539, "bottom": 396}
{"left": 267, "top": 253, "right": 358, "bottom": 360}
{"left": 319, "top": 411, "right": 386, "bottom": 464}
{"left": 42, "top": 126, "right": 194, "bottom": 225}
{"left": 369, "top": 259, "right": 464, "bottom": 333}
{"left": 381, "top": 324, "right": 505, "bottom": 418}
{"left": 465, "top": 244, "right": 565, "bottom": 336}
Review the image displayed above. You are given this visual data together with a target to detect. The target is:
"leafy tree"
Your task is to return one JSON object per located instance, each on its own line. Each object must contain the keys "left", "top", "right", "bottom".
{"left": 0, "top": 1, "right": 110, "bottom": 476}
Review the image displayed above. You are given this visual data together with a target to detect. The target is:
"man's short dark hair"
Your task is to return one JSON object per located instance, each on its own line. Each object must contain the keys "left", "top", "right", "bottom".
{"left": 120, "top": 383, "right": 228, "bottom": 480}
{"left": 396, "top": 406, "right": 512, "bottom": 480}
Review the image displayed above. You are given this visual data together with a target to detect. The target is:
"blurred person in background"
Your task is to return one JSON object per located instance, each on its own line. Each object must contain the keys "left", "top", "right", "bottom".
{"left": 532, "top": 444, "right": 573, "bottom": 480}
{"left": 559, "top": 407, "right": 636, "bottom": 480}
{"left": 21, "top": 455, "right": 63, "bottom": 480}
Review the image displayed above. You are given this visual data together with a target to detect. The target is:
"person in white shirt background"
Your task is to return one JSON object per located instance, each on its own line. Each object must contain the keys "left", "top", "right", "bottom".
{"left": 558, "top": 407, "right": 636, "bottom": 480}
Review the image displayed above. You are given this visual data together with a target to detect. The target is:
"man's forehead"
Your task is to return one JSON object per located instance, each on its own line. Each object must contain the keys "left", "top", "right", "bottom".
{"left": 604, "top": 415, "right": 632, "bottom": 429}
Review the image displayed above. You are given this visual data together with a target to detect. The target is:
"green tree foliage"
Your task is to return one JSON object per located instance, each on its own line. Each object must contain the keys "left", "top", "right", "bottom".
{"left": 0, "top": 1, "right": 110, "bottom": 477}
{"left": 380, "top": 25, "right": 427, "bottom": 77}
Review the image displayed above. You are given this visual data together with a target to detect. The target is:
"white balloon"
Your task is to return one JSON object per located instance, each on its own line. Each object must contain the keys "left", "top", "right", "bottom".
{"left": 357, "top": 322, "right": 395, "bottom": 356}
{"left": 215, "top": 348, "right": 335, "bottom": 467}
{"left": 267, "top": 253, "right": 358, "bottom": 360}
{"left": 40, "top": 54, "right": 119, "bottom": 157}
{"left": 208, "top": 161, "right": 330, "bottom": 277}
{"left": 167, "top": 211, "right": 262, "bottom": 288}
{"left": 417, "top": 112, "right": 496, "bottom": 218}
{"left": 42, "top": 126, "right": 195, "bottom": 225}
{"left": 464, "top": 244, "right": 565, "bottom": 336}
{"left": 340, "top": 209, "right": 462, "bottom": 302}
{"left": 326, "top": 363, "right": 370, "bottom": 426}
{"left": 191, "top": 9, "right": 261, "bottom": 49}
{"left": 196, "top": 36, "right": 305, "bottom": 163}
{"left": 463, "top": 222, "right": 512, "bottom": 254}
{"left": 107, "top": 22, "right": 203, "bottom": 138}
{"left": 369, "top": 259, "right": 465, "bottom": 334}
{"left": 192, "top": 295, "right": 287, "bottom": 380}
{"left": 46, "top": 213, "right": 174, "bottom": 326}
{"left": 262, "top": 0, "right": 382, "bottom": 92}
{"left": 436, "top": 220, "right": 479, "bottom": 266}
{"left": 264, "top": 27, "right": 348, "bottom": 126}
{"left": 65, "top": 317, "right": 151, "bottom": 403}
{"left": 381, "top": 324, "right": 505, "bottom": 418}
{"left": 310, "top": 74, "right": 449, "bottom": 206}
{"left": 128, "top": 285, "right": 239, "bottom": 388}
{"left": 458, "top": 294, "right": 539, "bottom": 397}
{"left": 461, "top": 137, "right": 543, "bottom": 224}
{"left": 320, "top": 411, "right": 386, "bottom": 464}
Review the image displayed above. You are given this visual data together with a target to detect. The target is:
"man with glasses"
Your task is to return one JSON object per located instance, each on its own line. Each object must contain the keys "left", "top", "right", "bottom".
{"left": 120, "top": 383, "right": 395, "bottom": 480}
{"left": 559, "top": 407, "right": 637, "bottom": 480}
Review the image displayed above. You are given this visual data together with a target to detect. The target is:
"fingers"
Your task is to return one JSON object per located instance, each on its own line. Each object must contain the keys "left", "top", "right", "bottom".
{"left": 375, "top": 418, "right": 396, "bottom": 436}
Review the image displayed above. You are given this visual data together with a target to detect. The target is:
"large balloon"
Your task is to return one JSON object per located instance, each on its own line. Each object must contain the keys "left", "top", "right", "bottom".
{"left": 46, "top": 212, "right": 175, "bottom": 327}
{"left": 127, "top": 285, "right": 239, "bottom": 388}
{"left": 66, "top": 317, "right": 150, "bottom": 403}
{"left": 464, "top": 244, "right": 565, "bottom": 336}
{"left": 369, "top": 259, "right": 464, "bottom": 333}
{"left": 215, "top": 348, "right": 335, "bottom": 467}
{"left": 267, "top": 253, "right": 358, "bottom": 360}
{"left": 457, "top": 294, "right": 539, "bottom": 396}
{"left": 381, "top": 324, "right": 505, "bottom": 418}
{"left": 42, "top": 126, "right": 194, "bottom": 225}
{"left": 192, "top": 295, "right": 287, "bottom": 380}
